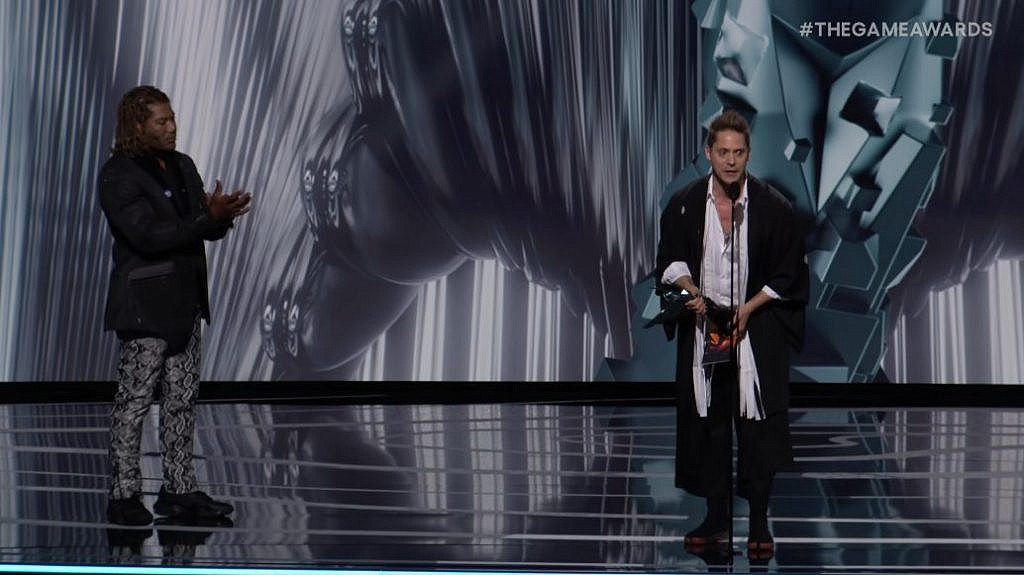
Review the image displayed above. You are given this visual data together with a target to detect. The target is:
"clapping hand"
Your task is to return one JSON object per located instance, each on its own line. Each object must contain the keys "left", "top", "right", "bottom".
{"left": 206, "top": 179, "right": 252, "bottom": 221}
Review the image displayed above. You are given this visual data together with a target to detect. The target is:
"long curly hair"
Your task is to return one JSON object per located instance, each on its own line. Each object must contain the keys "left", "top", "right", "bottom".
{"left": 112, "top": 86, "right": 170, "bottom": 156}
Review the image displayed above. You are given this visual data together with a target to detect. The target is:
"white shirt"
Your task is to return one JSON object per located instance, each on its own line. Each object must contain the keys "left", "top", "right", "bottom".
{"left": 661, "top": 176, "right": 779, "bottom": 420}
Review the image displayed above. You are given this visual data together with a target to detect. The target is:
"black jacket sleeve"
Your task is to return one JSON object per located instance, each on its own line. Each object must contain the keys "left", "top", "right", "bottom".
{"left": 656, "top": 194, "right": 688, "bottom": 287}
{"left": 759, "top": 194, "right": 809, "bottom": 353}
{"left": 655, "top": 186, "right": 702, "bottom": 341}
{"left": 762, "top": 199, "right": 808, "bottom": 303}
{"left": 202, "top": 214, "right": 233, "bottom": 242}
{"left": 178, "top": 154, "right": 233, "bottom": 242}
{"left": 98, "top": 169, "right": 225, "bottom": 256}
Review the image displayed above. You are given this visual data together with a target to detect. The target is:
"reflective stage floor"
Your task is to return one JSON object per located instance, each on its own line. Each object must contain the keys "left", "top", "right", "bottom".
{"left": 1, "top": 403, "right": 1023, "bottom": 573}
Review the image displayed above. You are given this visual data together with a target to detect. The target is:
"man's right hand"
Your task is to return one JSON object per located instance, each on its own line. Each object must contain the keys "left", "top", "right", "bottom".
{"left": 206, "top": 179, "right": 252, "bottom": 221}
{"left": 674, "top": 275, "right": 706, "bottom": 316}
{"left": 685, "top": 294, "right": 706, "bottom": 316}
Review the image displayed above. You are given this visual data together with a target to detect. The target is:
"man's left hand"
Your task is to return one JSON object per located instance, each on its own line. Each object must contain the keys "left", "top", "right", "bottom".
{"left": 732, "top": 304, "right": 751, "bottom": 341}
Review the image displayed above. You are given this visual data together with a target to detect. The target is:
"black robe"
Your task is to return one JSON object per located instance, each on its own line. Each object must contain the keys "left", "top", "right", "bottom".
{"left": 655, "top": 174, "right": 808, "bottom": 493}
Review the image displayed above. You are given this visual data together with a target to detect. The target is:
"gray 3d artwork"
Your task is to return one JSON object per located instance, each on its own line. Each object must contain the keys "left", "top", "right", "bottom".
{"left": 602, "top": 0, "right": 952, "bottom": 383}
{"left": 258, "top": 0, "right": 694, "bottom": 379}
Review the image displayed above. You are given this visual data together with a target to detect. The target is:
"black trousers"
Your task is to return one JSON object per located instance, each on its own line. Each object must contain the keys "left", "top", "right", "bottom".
{"left": 676, "top": 362, "right": 792, "bottom": 515}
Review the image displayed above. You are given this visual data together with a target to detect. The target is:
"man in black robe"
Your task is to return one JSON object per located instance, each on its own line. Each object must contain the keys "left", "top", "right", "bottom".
{"left": 655, "top": 111, "right": 808, "bottom": 554}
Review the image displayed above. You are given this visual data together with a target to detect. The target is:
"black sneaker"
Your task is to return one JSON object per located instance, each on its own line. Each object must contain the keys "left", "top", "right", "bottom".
{"left": 153, "top": 488, "right": 234, "bottom": 518}
{"left": 107, "top": 494, "right": 154, "bottom": 526}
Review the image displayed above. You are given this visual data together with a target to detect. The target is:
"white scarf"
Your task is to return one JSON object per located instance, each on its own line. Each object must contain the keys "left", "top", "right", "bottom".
{"left": 691, "top": 177, "right": 763, "bottom": 420}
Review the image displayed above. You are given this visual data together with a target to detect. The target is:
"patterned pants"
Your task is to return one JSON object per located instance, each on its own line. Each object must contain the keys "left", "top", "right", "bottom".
{"left": 109, "top": 318, "right": 201, "bottom": 499}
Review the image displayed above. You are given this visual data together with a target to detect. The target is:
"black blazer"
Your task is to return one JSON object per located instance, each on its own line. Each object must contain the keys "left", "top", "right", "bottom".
{"left": 97, "top": 151, "right": 231, "bottom": 351}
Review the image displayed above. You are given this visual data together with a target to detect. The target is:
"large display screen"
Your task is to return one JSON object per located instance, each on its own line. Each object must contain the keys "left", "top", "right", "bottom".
{"left": 1, "top": 0, "right": 1019, "bottom": 383}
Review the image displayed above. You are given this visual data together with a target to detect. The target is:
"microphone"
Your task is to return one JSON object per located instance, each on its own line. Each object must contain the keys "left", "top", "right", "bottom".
{"left": 726, "top": 181, "right": 741, "bottom": 201}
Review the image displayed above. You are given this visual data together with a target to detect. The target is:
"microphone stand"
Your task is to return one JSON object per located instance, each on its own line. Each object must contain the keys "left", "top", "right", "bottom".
{"left": 726, "top": 180, "right": 740, "bottom": 562}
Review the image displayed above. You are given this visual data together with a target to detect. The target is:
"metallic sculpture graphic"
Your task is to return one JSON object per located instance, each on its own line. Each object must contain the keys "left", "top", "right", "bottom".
{"left": 604, "top": 0, "right": 953, "bottom": 382}
{"left": 259, "top": 0, "right": 691, "bottom": 378}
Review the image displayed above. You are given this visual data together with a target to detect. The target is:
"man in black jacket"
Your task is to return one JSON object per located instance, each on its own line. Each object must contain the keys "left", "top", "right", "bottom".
{"left": 656, "top": 111, "right": 808, "bottom": 556}
{"left": 98, "top": 86, "right": 251, "bottom": 525}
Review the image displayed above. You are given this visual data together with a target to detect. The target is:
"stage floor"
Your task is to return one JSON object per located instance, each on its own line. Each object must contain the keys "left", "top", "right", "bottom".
{"left": 1, "top": 402, "right": 1022, "bottom": 573}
